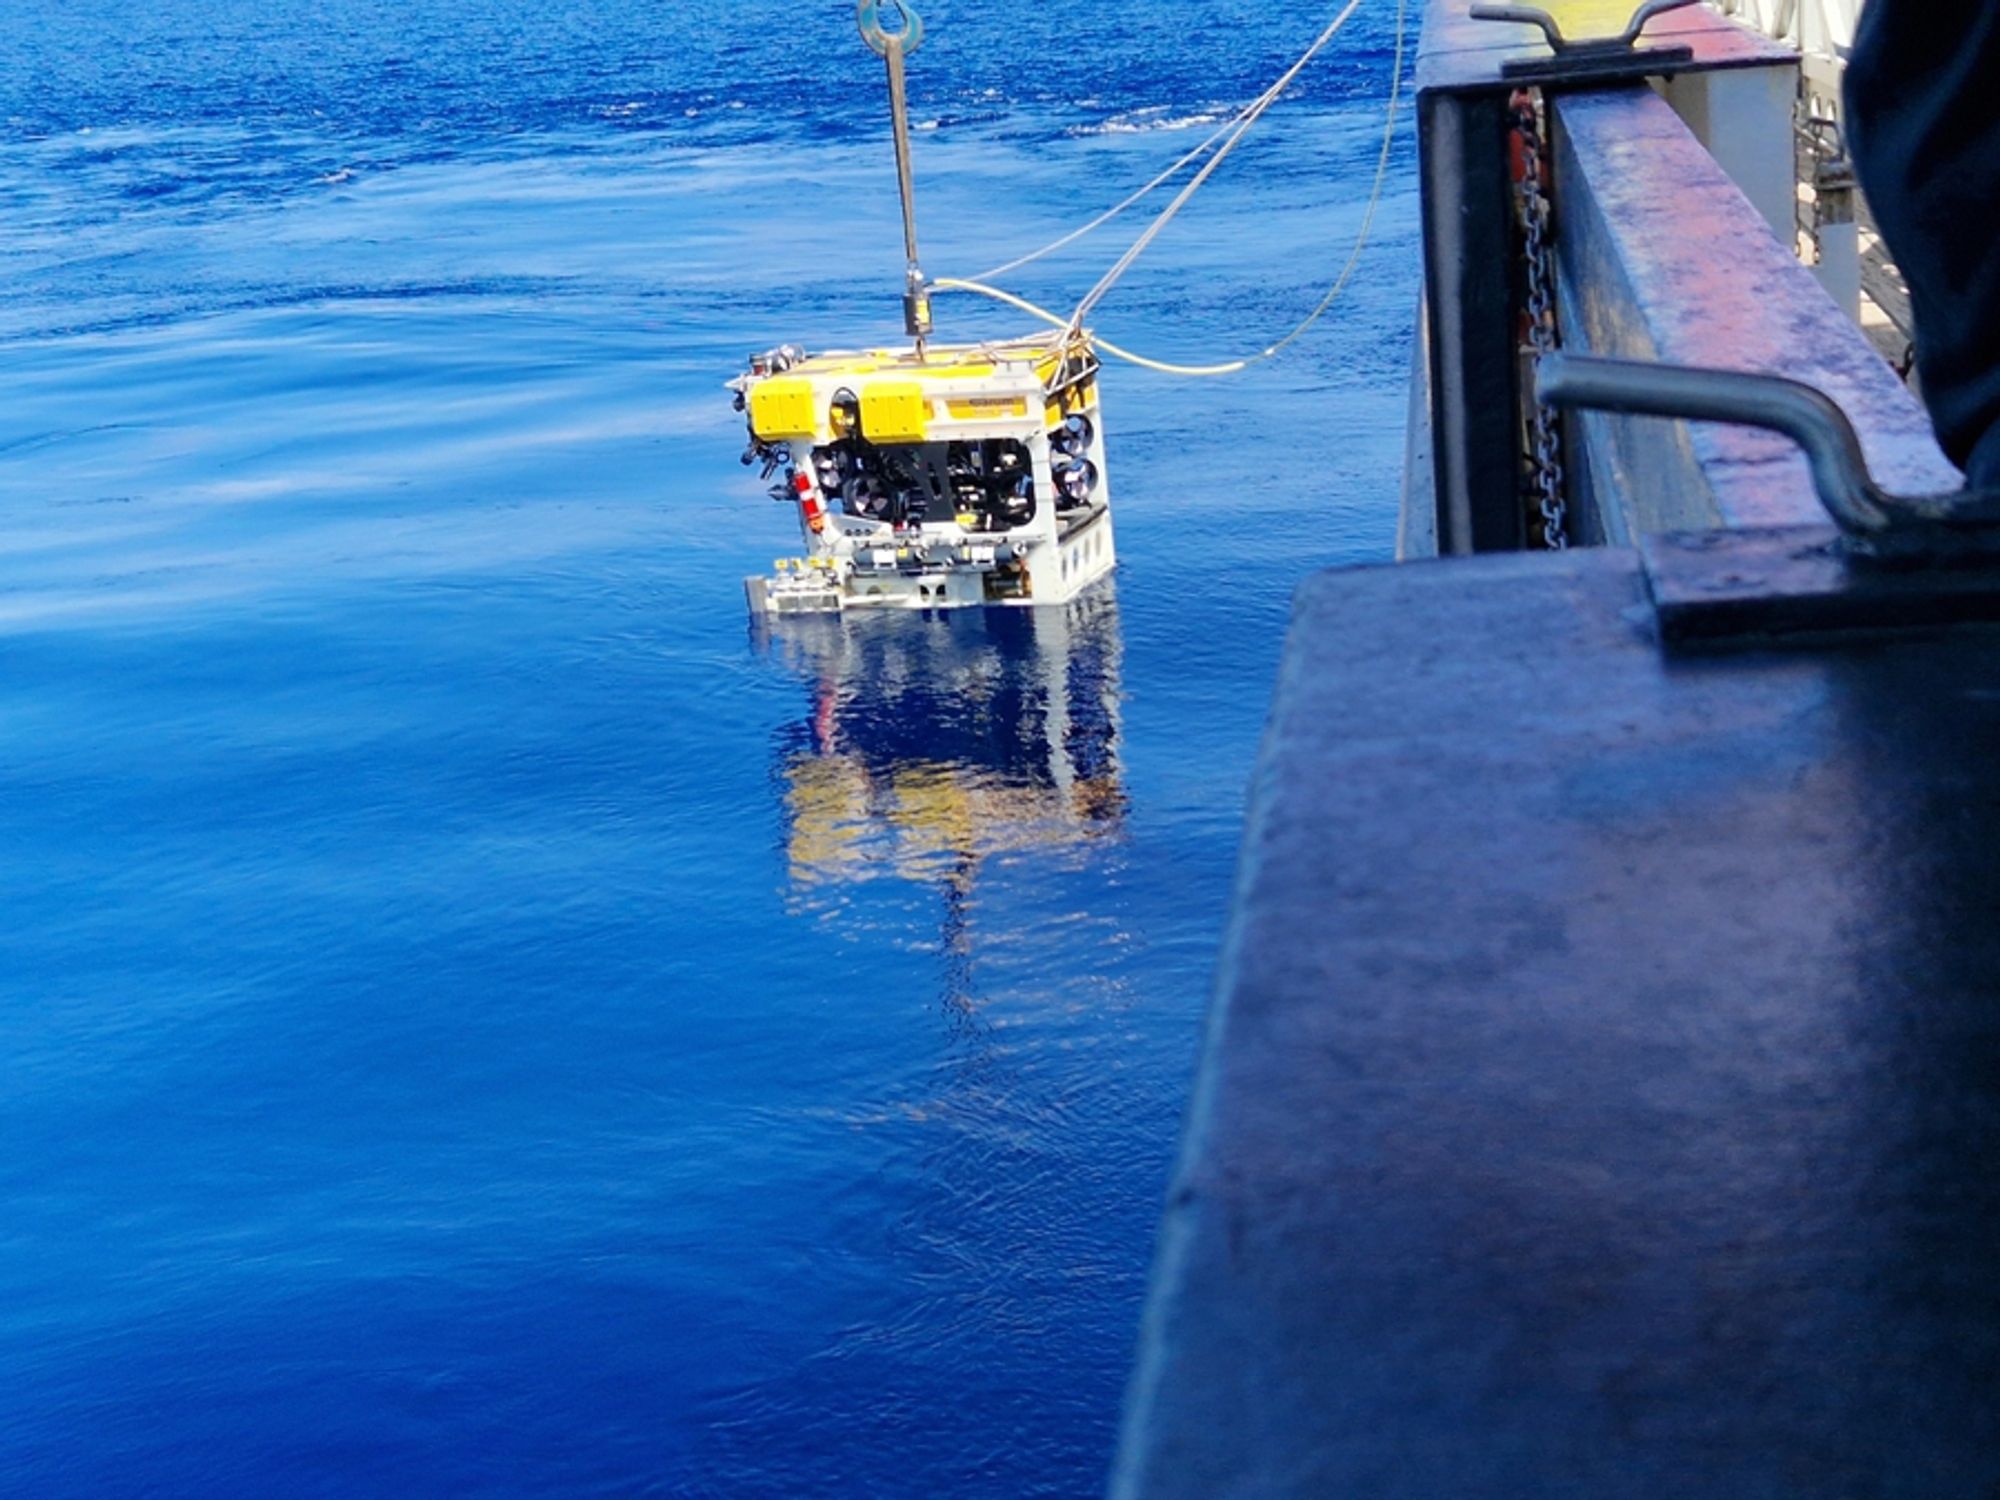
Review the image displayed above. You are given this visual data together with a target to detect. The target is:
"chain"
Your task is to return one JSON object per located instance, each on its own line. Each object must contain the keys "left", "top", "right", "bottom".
{"left": 1512, "top": 91, "right": 1568, "bottom": 550}
{"left": 1795, "top": 87, "right": 1823, "bottom": 258}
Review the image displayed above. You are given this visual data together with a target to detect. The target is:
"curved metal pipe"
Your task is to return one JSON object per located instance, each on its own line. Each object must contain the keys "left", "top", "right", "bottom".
{"left": 1468, "top": 0, "right": 1699, "bottom": 53}
{"left": 1535, "top": 353, "right": 1897, "bottom": 532}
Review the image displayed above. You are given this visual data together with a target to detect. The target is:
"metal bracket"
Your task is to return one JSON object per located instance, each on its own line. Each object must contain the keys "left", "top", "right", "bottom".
{"left": 1536, "top": 353, "right": 2000, "bottom": 644}
{"left": 1469, "top": 0, "right": 1699, "bottom": 78}
{"left": 1637, "top": 524, "right": 2000, "bottom": 645}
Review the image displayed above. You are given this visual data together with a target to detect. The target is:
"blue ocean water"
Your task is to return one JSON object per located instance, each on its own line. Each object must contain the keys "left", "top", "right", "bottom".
{"left": 0, "top": 2, "right": 1415, "bottom": 1494}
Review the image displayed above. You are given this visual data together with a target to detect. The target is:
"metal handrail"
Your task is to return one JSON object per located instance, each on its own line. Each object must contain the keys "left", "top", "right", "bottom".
{"left": 1536, "top": 354, "right": 2000, "bottom": 550}
{"left": 1467, "top": 0, "right": 1700, "bottom": 53}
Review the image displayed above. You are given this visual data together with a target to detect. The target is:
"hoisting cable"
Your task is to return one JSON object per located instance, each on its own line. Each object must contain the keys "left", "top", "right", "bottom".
{"left": 971, "top": 120, "right": 1234, "bottom": 284}
{"left": 1069, "top": 0, "right": 1367, "bottom": 331}
{"left": 972, "top": 0, "right": 1387, "bottom": 288}
{"left": 935, "top": 0, "right": 1406, "bottom": 378}
{"left": 930, "top": 277, "right": 1256, "bottom": 376}
{"left": 968, "top": 32, "right": 1358, "bottom": 289}
{"left": 1251, "top": 0, "right": 1406, "bottom": 360}
{"left": 857, "top": 0, "right": 936, "bottom": 356}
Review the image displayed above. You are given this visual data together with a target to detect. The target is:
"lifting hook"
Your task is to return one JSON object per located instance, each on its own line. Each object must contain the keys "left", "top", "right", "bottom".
{"left": 857, "top": 0, "right": 933, "bottom": 355}
{"left": 856, "top": 0, "right": 925, "bottom": 58}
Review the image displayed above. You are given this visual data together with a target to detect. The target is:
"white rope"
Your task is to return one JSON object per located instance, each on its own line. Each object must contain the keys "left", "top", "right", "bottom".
{"left": 965, "top": 1, "right": 1375, "bottom": 293}
{"left": 935, "top": 0, "right": 1408, "bottom": 376}
{"left": 1072, "top": 0, "right": 1368, "bottom": 332}
{"left": 932, "top": 277, "right": 1253, "bottom": 375}
{"left": 1251, "top": 0, "right": 1406, "bottom": 360}
{"left": 970, "top": 119, "right": 1234, "bottom": 283}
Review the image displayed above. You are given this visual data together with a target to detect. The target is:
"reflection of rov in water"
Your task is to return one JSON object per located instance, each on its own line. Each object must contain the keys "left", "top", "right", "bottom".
{"left": 763, "top": 591, "right": 1126, "bottom": 895}
{"left": 730, "top": 332, "right": 1116, "bottom": 618}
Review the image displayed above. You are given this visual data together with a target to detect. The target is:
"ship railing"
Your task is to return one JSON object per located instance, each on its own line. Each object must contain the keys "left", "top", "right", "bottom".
{"left": 1401, "top": 0, "right": 1954, "bottom": 558}
{"left": 1704, "top": 0, "right": 1917, "bottom": 370}
{"left": 1109, "top": 11, "right": 1998, "bottom": 1495}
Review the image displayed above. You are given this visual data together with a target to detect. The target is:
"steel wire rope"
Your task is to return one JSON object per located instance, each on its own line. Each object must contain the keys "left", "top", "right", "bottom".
{"left": 929, "top": 278, "right": 1251, "bottom": 375}
{"left": 968, "top": 46, "right": 1329, "bottom": 285}
{"left": 971, "top": 125, "right": 1231, "bottom": 284}
{"left": 1068, "top": 0, "right": 1367, "bottom": 330}
{"left": 934, "top": 0, "right": 1406, "bottom": 378}
{"left": 1250, "top": 0, "right": 1406, "bottom": 360}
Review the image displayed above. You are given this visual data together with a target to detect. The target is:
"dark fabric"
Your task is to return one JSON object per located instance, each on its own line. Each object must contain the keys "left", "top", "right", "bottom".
{"left": 1975, "top": 420, "right": 2000, "bottom": 490}
{"left": 1844, "top": 0, "right": 2000, "bottom": 486}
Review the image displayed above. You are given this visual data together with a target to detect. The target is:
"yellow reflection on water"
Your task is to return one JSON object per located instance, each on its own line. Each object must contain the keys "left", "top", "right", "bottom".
{"left": 764, "top": 590, "right": 1127, "bottom": 901}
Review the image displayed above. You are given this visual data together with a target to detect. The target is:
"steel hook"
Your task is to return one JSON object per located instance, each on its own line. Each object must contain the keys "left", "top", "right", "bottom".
{"left": 856, "top": 0, "right": 925, "bottom": 58}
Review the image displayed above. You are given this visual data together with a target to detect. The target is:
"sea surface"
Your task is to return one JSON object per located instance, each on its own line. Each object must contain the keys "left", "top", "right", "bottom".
{"left": 0, "top": 2, "right": 1416, "bottom": 1494}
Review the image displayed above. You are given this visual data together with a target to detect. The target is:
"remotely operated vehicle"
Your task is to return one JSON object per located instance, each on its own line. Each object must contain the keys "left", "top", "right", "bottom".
{"left": 727, "top": 0, "right": 1120, "bottom": 619}
{"left": 724, "top": 0, "right": 1392, "bottom": 616}
{"left": 729, "top": 334, "right": 1116, "bottom": 616}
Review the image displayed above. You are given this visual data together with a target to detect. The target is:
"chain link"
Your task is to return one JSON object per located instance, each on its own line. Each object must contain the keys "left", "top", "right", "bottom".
{"left": 1796, "top": 86, "right": 1824, "bottom": 258}
{"left": 1512, "top": 92, "right": 1569, "bottom": 551}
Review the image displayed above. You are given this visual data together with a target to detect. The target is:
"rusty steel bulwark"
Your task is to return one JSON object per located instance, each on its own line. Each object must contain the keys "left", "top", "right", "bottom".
{"left": 1110, "top": 16, "right": 2000, "bottom": 1497}
{"left": 1547, "top": 85, "right": 1957, "bottom": 541}
{"left": 1413, "top": 0, "right": 1798, "bottom": 553}
{"left": 1417, "top": 85, "right": 1522, "bottom": 553}
{"left": 1109, "top": 543, "right": 2000, "bottom": 1498}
